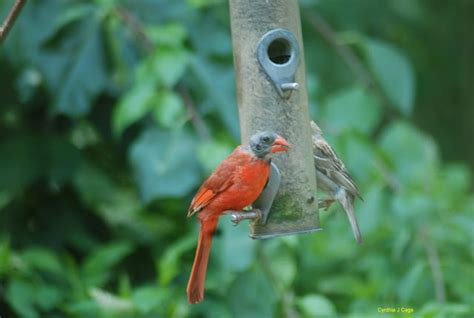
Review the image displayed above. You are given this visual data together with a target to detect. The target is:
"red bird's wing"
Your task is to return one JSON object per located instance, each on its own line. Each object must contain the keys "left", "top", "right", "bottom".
{"left": 187, "top": 148, "right": 244, "bottom": 217}
{"left": 187, "top": 176, "right": 233, "bottom": 217}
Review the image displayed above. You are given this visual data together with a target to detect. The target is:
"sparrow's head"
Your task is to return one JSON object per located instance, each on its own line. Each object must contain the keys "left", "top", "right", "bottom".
{"left": 249, "top": 131, "right": 290, "bottom": 158}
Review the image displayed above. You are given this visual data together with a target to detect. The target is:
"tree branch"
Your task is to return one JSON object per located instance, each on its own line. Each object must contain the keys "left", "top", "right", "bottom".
{"left": 0, "top": 0, "right": 26, "bottom": 44}
{"left": 177, "top": 83, "right": 211, "bottom": 140}
{"left": 115, "top": 6, "right": 153, "bottom": 52}
{"left": 419, "top": 228, "right": 446, "bottom": 303}
{"left": 373, "top": 159, "right": 402, "bottom": 192}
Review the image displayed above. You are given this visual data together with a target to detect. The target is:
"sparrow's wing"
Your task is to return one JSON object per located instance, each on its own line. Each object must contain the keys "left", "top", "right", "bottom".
{"left": 313, "top": 138, "right": 362, "bottom": 200}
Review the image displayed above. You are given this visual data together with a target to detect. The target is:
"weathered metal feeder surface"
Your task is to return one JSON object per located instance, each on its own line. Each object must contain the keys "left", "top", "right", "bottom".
{"left": 229, "top": 0, "right": 320, "bottom": 238}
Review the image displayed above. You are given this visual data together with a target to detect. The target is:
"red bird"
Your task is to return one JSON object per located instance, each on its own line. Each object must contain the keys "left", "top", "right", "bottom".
{"left": 186, "top": 132, "right": 290, "bottom": 304}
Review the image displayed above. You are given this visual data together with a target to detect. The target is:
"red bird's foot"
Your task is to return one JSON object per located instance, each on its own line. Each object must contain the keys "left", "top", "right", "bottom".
{"left": 318, "top": 198, "right": 335, "bottom": 211}
{"left": 225, "top": 209, "right": 262, "bottom": 226}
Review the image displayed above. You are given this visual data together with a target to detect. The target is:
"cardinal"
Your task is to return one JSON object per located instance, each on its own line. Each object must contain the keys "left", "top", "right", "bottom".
{"left": 186, "top": 132, "right": 290, "bottom": 304}
{"left": 310, "top": 120, "right": 363, "bottom": 244}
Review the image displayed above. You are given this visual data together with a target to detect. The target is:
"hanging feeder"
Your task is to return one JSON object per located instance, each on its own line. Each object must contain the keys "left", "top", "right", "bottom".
{"left": 229, "top": 0, "right": 321, "bottom": 238}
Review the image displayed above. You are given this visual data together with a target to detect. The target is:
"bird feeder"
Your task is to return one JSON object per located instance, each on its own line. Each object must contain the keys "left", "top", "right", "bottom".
{"left": 229, "top": 0, "right": 321, "bottom": 238}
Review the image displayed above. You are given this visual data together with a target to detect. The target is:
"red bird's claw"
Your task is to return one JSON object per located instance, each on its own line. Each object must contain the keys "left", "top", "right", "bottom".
{"left": 254, "top": 209, "right": 262, "bottom": 224}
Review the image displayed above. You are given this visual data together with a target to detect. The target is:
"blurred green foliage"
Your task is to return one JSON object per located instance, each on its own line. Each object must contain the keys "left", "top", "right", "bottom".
{"left": 1, "top": 0, "right": 473, "bottom": 317}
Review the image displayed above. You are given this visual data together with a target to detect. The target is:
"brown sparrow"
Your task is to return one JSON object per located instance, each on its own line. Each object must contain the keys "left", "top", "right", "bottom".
{"left": 310, "top": 120, "right": 363, "bottom": 244}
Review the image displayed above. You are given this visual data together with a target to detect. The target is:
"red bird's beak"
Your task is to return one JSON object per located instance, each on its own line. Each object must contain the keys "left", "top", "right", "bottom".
{"left": 271, "top": 136, "right": 291, "bottom": 153}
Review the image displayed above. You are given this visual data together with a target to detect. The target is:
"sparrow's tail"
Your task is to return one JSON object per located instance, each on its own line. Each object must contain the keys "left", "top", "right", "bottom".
{"left": 336, "top": 189, "right": 363, "bottom": 244}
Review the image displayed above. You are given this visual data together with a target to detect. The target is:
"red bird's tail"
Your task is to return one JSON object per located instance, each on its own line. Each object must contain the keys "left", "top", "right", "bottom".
{"left": 186, "top": 217, "right": 218, "bottom": 304}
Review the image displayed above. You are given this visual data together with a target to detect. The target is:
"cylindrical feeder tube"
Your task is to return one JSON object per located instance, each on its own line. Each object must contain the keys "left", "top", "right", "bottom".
{"left": 229, "top": 0, "right": 320, "bottom": 238}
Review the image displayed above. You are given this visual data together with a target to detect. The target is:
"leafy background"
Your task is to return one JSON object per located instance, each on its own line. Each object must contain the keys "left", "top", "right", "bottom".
{"left": 1, "top": 0, "right": 473, "bottom": 317}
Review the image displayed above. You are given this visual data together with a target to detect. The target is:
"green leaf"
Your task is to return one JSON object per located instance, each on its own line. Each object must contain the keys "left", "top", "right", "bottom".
{"left": 89, "top": 288, "right": 133, "bottom": 314}
{"left": 6, "top": 279, "right": 39, "bottom": 318}
{"left": 64, "top": 299, "right": 100, "bottom": 317}
{"left": 357, "top": 185, "right": 388, "bottom": 236}
{"left": 6, "top": 278, "right": 64, "bottom": 317}
{"left": 70, "top": 120, "right": 101, "bottom": 148}
{"left": 129, "top": 128, "right": 201, "bottom": 202}
{"left": 321, "top": 86, "right": 382, "bottom": 134}
{"left": 159, "top": 234, "right": 196, "bottom": 285}
{"left": 0, "top": 135, "right": 42, "bottom": 193}
{"left": 188, "top": 15, "right": 232, "bottom": 56}
{"left": 152, "top": 90, "right": 186, "bottom": 128}
{"left": 45, "top": 136, "right": 82, "bottom": 184}
{"left": 2, "top": 1, "right": 62, "bottom": 65}
{"left": 53, "top": 18, "right": 108, "bottom": 116}
{"left": 73, "top": 161, "right": 161, "bottom": 241}
{"left": 131, "top": 285, "right": 167, "bottom": 314}
{"left": 73, "top": 162, "right": 115, "bottom": 209}
{"left": 145, "top": 23, "right": 187, "bottom": 47}
{"left": 34, "top": 284, "right": 64, "bottom": 311}
{"left": 196, "top": 140, "right": 234, "bottom": 174}
{"left": 441, "top": 163, "right": 471, "bottom": 195}
{"left": 188, "top": 0, "right": 226, "bottom": 9}
{"left": 378, "top": 121, "right": 439, "bottom": 187}
{"left": 113, "top": 46, "right": 189, "bottom": 135}
{"left": 217, "top": 217, "right": 257, "bottom": 272}
{"left": 82, "top": 241, "right": 134, "bottom": 287}
{"left": 190, "top": 56, "right": 240, "bottom": 138}
{"left": 192, "top": 299, "right": 232, "bottom": 318}
{"left": 296, "top": 294, "right": 337, "bottom": 317}
{"left": 21, "top": 248, "right": 63, "bottom": 275}
{"left": 118, "top": 274, "right": 132, "bottom": 298}
{"left": 228, "top": 268, "right": 276, "bottom": 318}
{"left": 0, "top": 135, "right": 79, "bottom": 191}
{"left": 364, "top": 39, "right": 415, "bottom": 115}
{"left": 120, "top": 1, "right": 190, "bottom": 25}
{"left": 0, "top": 240, "right": 11, "bottom": 275}
{"left": 318, "top": 275, "right": 366, "bottom": 296}
{"left": 152, "top": 48, "right": 190, "bottom": 88}
{"left": 113, "top": 81, "right": 156, "bottom": 136}
{"left": 397, "top": 261, "right": 425, "bottom": 303}
{"left": 52, "top": 3, "right": 95, "bottom": 32}
{"left": 21, "top": 6, "right": 107, "bottom": 117}
{"left": 263, "top": 240, "right": 296, "bottom": 289}
{"left": 392, "top": 227, "right": 413, "bottom": 262}
{"left": 391, "top": 191, "right": 436, "bottom": 223}
{"left": 417, "top": 302, "right": 472, "bottom": 318}
{"left": 338, "top": 134, "right": 376, "bottom": 182}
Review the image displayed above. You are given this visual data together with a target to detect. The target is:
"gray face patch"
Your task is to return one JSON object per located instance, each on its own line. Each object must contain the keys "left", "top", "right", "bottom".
{"left": 249, "top": 132, "right": 277, "bottom": 158}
